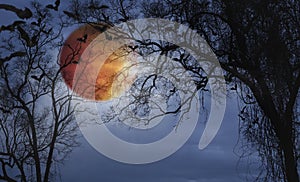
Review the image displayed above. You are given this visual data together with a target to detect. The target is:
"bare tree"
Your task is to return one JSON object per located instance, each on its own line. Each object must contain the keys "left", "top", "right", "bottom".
{"left": 64, "top": 0, "right": 214, "bottom": 118}
{"left": 71, "top": 0, "right": 300, "bottom": 181}
{"left": 0, "top": 2, "right": 79, "bottom": 181}
{"left": 39, "top": 0, "right": 300, "bottom": 181}
{"left": 140, "top": 0, "right": 300, "bottom": 181}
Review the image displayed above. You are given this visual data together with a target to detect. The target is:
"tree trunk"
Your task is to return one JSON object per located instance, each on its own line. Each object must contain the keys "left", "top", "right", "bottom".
{"left": 277, "top": 118, "right": 299, "bottom": 182}
{"left": 281, "top": 138, "right": 299, "bottom": 182}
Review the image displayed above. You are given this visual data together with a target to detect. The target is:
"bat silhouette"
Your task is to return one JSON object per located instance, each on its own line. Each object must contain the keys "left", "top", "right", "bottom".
{"left": 17, "top": 26, "right": 39, "bottom": 47}
{"left": 246, "top": 94, "right": 253, "bottom": 99}
{"left": 0, "top": 51, "right": 26, "bottom": 66}
{"left": 230, "top": 83, "right": 237, "bottom": 90}
{"left": 169, "top": 87, "right": 176, "bottom": 93}
{"left": 63, "top": 11, "right": 79, "bottom": 20}
{"left": 77, "top": 34, "right": 88, "bottom": 43}
{"left": 91, "top": 25, "right": 108, "bottom": 32}
{"left": 0, "top": 4, "right": 32, "bottom": 19}
{"left": 0, "top": 20, "right": 25, "bottom": 32}
{"left": 46, "top": 0, "right": 60, "bottom": 11}
{"left": 119, "top": 17, "right": 129, "bottom": 22}
{"left": 31, "top": 18, "right": 42, "bottom": 26}
{"left": 37, "top": 11, "right": 46, "bottom": 19}
{"left": 17, "top": 26, "right": 35, "bottom": 47}
{"left": 31, "top": 72, "right": 46, "bottom": 82}
{"left": 72, "top": 60, "right": 80, "bottom": 64}
{"left": 102, "top": 13, "right": 109, "bottom": 21}
{"left": 240, "top": 106, "right": 247, "bottom": 114}
{"left": 128, "top": 45, "right": 138, "bottom": 51}
{"left": 172, "top": 58, "right": 180, "bottom": 62}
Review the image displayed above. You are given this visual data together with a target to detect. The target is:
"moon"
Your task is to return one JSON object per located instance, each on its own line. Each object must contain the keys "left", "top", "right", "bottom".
{"left": 59, "top": 23, "right": 137, "bottom": 101}
{"left": 69, "top": 19, "right": 227, "bottom": 164}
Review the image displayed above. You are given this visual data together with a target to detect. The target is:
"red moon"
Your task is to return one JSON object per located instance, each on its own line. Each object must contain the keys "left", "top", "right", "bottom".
{"left": 60, "top": 23, "right": 136, "bottom": 101}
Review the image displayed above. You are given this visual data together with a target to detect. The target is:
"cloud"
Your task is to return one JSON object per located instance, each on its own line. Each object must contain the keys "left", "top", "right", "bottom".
{"left": 61, "top": 96, "right": 259, "bottom": 182}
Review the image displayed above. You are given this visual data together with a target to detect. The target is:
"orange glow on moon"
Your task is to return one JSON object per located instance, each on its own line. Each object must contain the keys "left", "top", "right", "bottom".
{"left": 60, "top": 23, "right": 137, "bottom": 101}
{"left": 94, "top": 46, "right": 136, "bottom": 100}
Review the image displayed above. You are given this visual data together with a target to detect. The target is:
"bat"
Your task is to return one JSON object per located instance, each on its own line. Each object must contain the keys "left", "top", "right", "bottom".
{"left": 0, "top": 20, "right": 25, "bottom": 32}
{"left": 0, "top": 4, "right": 32, "bottom": 19}
{"left": 46, "top": 0, "right": 60, "bottom": 11}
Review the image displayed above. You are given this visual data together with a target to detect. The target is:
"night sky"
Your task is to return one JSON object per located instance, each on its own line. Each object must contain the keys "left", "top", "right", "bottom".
{"left": 60, "top": 96, "right": 259, "bottom": 182}
{"left": 0, "top": 1, "right": 260, "bottom": 181}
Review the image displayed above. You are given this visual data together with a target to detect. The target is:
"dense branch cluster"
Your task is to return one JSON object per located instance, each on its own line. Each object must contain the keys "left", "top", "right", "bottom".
{"left": 0, "top": 2, "right": 78, "bottom": 181}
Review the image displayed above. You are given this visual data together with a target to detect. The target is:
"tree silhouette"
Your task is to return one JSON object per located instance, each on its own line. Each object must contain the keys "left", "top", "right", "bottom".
{"left": 68, "top": 0, "right": 300, "bottom": 181}
{"left": 1, "top": 0, "right": 298, "bottom": 181}
{"left": 64, "top": 0, "right": 217, "bottom": 128}
{"left": 140, "top": 0, "right": 300, "bottom": 181}
{"left": 0, "top": 2, "right": 79, "bottom": 182}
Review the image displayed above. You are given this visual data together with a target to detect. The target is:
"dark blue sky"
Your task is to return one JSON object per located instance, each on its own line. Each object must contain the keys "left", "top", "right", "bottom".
{"left": 60, "top": 96, "right": 258, "bottom": 182}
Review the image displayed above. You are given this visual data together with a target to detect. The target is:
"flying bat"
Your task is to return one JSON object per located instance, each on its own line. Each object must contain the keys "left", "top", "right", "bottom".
{"left": 63, "top": 10, "right": 79, "bottom": 20}
{"left": 0, "top": 51, "right": 26, "bottom": 67}
{"left": 0, "top": 4, "right": 32, "bottom": 19}
{"left": 0, "top": 20, "right": 25, "bottom": 32}
{"left": 46, "top": 0, "right": 60, "bottom": 11}
{"left": 77, "top": 34, "right": 88, "bottom": 43}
